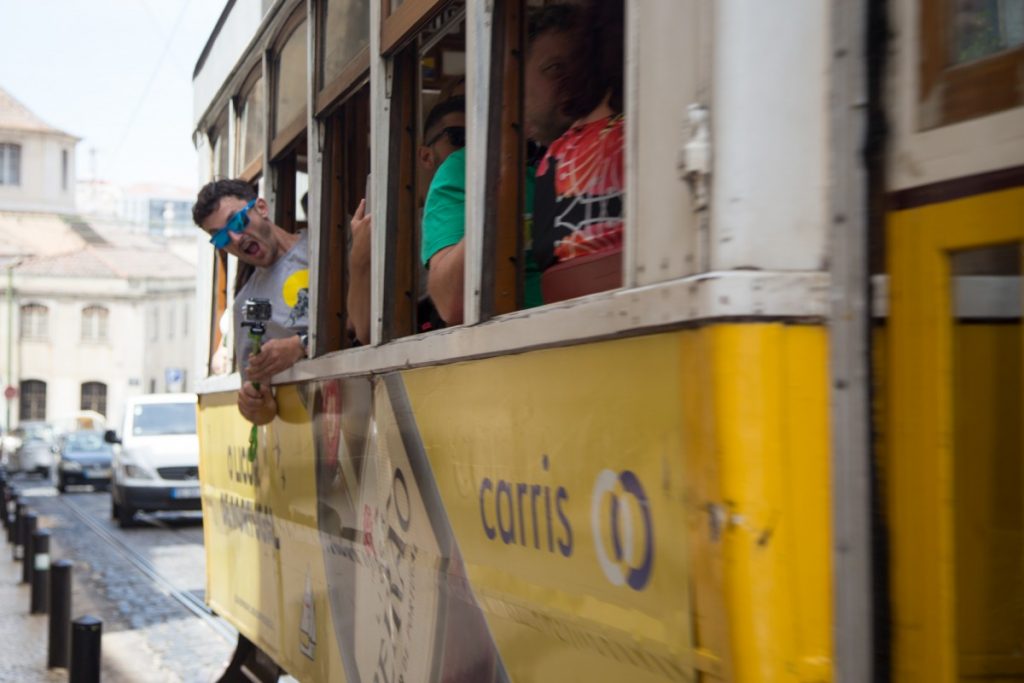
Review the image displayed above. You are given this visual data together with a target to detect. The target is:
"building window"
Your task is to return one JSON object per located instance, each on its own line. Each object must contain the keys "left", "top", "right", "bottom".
{"left": 61, "top": 149, "right": 69, "bottom": 191}
{"left": 20, "top": 303, "right": 48, "bottom": 340}
{"left": 182, "top": 303, "right": 189, "bottom": 337}
{"left": 81, "top": 305, "right": 109, "bottom": 342}
{"left": 168, "top": 305, "right": 175, "bottom": 339}
{"left": 149, "top": 306, "right": 159, "bottom": 341}
{"left": 80, "top": 382, "right": 107, "bottom": 416}
{"left": 0, "top": 143, "right": 20, "bottom": 186}
{"left": 19, "top": 380, "right": 46, "bottom": 421}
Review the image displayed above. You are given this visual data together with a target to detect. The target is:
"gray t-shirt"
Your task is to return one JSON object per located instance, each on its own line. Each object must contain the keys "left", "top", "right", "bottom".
{"left": 233, "top": 231, "right": 309, "bottom": 377}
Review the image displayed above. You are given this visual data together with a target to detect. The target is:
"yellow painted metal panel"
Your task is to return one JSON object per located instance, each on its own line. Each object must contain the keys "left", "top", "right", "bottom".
{"left": 196, "top": 325, "right": 835, "bottom": 682}
{"left": 198, "top": 386, "right": 345, "bottom": 682}
{"left": 400, "top": 334, "right": 694, "bottom": 683}
{"left": 952, "top": 325, "right": 1024, "bottom": 680}
{"left": 887, "top": 186, "right": 1024, "bottom": 683}
{"left": 710, "top": 325, "right": 833, "bottom": 683}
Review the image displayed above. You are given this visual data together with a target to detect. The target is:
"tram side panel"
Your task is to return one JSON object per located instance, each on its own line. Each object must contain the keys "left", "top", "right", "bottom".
{"left": 198, "top": 326, "right": 833, "bottom": 682}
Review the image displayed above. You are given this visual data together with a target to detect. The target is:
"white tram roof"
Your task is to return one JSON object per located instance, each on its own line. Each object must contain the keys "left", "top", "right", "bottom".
{"left": 192, "top": 0, "right": 274, "bottom": 130}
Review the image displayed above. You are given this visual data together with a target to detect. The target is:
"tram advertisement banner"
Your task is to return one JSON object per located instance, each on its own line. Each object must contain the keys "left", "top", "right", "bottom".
{"left": 198, "top": 333, "right": 692, "bottom": 682}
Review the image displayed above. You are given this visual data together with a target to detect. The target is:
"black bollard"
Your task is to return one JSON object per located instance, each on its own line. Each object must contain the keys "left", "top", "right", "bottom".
{"left": 48, "top": 560, "right": 73, "bottom": 669}
{"left": 30, "top": 528, "right": 51, "bottom": 614}
{"left": 21, "top": 510, "right": 37, "bottom": 584}
{"left": 4, "top": 494, "right": 16, "bottom": 544}
{"left": 70, "top": 615, "right": 102, "bottom": 683}
{"left": 1, "top": 489, "right": 11, "bottom": 536}
{"left": 0, "top": 480, "right": 8, "bottom": 533}
{"left": 11, "top": 500, "right": 25, "bottom": 558}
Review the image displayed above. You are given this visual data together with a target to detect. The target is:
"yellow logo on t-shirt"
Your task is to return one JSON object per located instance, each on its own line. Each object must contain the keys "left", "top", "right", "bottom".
{"left": 282, "top": 269, "right": 310, "bottom": 307}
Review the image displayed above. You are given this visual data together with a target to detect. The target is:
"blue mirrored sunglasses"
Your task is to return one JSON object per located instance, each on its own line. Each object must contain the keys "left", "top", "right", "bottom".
{"left": 209, "top": 199, "right": 257, "bottom": 249}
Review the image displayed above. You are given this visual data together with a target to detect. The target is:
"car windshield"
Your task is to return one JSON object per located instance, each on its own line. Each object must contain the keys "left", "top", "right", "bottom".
{"left": 131, "top": 403, "right": 197, "bottom": 436}
{"left": 65, "top": 432, "right": 111, "bottom": 452}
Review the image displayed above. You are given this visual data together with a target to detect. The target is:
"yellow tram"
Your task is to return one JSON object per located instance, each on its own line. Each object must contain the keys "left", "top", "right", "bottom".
{"left": 189, "top": 0, "right": 1023, "bottom": 681}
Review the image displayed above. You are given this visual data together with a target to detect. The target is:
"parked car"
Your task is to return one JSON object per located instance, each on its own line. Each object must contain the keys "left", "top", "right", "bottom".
{"left": 56, "top": 430, "right": 113, "bottom": 492}
{"left": 12, "top": 422, "right": 56, "bottom": 477}
{"left": 107, "top": 393, "right": 200, "bottom": 528}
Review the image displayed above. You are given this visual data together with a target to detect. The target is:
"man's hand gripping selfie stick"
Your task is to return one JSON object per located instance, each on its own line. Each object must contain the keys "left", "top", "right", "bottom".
{"left": 241, "top": 298, "right": 272, "bottom": 462}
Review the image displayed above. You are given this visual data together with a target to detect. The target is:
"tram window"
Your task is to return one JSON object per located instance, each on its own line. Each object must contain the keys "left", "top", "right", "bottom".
{"left": 273, "top": 15, "right": 308, "bottom": 143}
{"left": 272, "top": 140, "right": 307, "bottom": 234}
{"left": 237, "top": 71, "right": 264, "bottom": 180}
{"left": 320, "top": 0, "right": 370, "bottom": 90}
{"left": 530, "top": 0, "right": 625, "bottom": 306}
{"left": 318, "top": 84, "right": 371, "bottom": 352}
{"left": 948, "top": 243, "right": 1022, "bottom": 677}
{"left": 210, "top": 110, "right": 229, "bottom": 180}
{"left": 383, "top": 4, "right": 466, "bottom": 340}
{"left": 921, "top": 0, "right": 1024, "bottom": 127}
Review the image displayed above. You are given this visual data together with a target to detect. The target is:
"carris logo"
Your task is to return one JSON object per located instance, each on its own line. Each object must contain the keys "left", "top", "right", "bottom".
{"left": 590, "top": 469, "right": 654, "bottom": 590}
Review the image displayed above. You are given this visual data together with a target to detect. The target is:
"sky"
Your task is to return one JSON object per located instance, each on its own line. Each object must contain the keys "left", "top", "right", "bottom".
{"left": 0, "top": 0, "right": 226, "bottom": 191}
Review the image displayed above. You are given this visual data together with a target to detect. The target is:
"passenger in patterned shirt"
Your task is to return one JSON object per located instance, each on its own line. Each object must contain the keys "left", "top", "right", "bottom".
{"left": 533, "top": 0, "right": 625, "bottom": 298}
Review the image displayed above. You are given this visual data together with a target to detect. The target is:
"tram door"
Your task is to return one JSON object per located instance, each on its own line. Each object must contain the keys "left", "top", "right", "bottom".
{"left": 887, "top": 186, "right": 1024, "bottom": 682}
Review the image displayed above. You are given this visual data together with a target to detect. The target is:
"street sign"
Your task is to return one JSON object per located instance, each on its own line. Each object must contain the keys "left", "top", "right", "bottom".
{"left": 3, "top": 386, "right": 15, "bottom": 400}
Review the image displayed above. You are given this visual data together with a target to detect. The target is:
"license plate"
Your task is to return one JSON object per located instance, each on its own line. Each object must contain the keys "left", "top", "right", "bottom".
{"left": 85, "top": 468, "right": 111, "bottom": 478}
{"left": 171, "top": 487, "right": 201, "bottom": 500}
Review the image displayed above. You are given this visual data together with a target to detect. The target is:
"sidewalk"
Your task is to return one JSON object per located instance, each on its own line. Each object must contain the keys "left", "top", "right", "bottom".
{"left": 0, "top": 542, "right": 64, "bottom": 682}
{"left": 0, "top": 493, "right": 179, "bottom": 683}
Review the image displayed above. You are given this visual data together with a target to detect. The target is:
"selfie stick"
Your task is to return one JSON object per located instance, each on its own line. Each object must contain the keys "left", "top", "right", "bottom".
{"left": 244, "top": 320, "right": 267, "bottom": 462}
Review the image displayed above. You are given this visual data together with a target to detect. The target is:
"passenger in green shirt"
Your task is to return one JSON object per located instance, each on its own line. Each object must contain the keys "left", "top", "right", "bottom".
{"left": 421, "top": 3, "right": 579, "bottom": 324}
{"left": 420, "top": 148, "right": 543, "bottom": 318}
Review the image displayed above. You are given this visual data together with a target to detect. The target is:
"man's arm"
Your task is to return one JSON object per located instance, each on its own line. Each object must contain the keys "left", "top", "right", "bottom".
{"left": 421, "top": 152, "right": 467, "bottom": 325}
{"left": 427, "top": 240, "right": 465, "bottom": 325}
{"left": 348, "top": 198, "right": 372, "bottom": 345}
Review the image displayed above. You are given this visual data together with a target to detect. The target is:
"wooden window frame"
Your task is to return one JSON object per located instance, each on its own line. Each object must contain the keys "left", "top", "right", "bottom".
{"left": 270, "top": 7, "right": 309, "bottom": 154}
{"left": 380, "top": 0, "right": 449, "bottom": 55}
{"left": 381, "top": 46, "right": 419, "bottom": 341}
{"left": 316, "top": 47, "right": 370, "bottom": 115}
{"left": 481, "top": 0, "right": 525, "bottom": 318}
{"left": 920, "top": 0, "right": 1024, "bottom": 129}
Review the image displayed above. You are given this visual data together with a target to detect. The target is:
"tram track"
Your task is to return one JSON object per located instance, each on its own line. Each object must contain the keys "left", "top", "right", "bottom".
{"left": 59, "top": 494, "right": 237, "bottom": 645}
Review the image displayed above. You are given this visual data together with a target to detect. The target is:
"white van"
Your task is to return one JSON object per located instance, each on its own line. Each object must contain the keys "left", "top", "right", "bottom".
{"left": 105, "top": 393, "right": 200, "bottom": 528}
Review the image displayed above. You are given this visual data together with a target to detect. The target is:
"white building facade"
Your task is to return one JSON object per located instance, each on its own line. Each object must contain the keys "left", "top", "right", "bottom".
{"left": 0, "top": 86, "right": 197, "bottom": 433}
{"left": 0, "top": 87, "right": 77, "bottom": 214}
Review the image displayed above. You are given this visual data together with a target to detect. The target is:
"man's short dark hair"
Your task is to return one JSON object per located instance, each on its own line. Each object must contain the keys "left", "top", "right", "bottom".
{"left": 527, "top": 3, "right": 579, "bottom": 45}
{"left": 192, "top": 179, "right": 257, "bottom": 226}
{"left": 423, "top": 96, "right": 465, "bottom": 143}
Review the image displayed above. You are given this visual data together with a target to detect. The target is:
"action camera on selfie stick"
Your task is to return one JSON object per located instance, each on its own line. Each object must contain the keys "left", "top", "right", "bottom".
{"left": 241, "top": 298, "right": 272, "bottom": 461}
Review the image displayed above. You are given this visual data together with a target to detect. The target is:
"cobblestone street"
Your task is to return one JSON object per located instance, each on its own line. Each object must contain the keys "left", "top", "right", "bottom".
{"left": 2, "top": 476, "right": 235, "bottom": 682}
